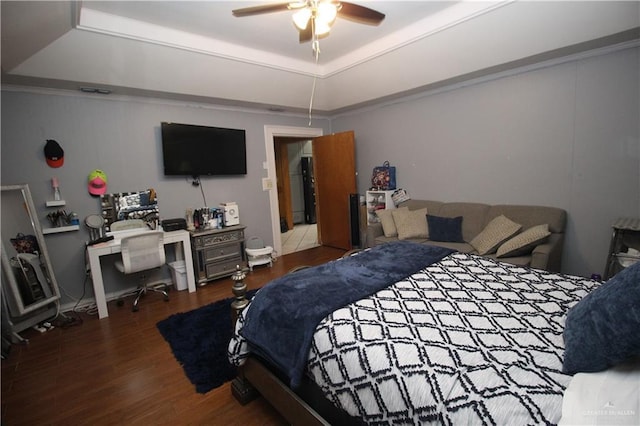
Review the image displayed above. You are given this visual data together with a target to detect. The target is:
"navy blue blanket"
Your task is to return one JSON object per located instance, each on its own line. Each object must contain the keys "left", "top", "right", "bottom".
{"left": 240, "top": 241, "right": 454, "bottom": 388}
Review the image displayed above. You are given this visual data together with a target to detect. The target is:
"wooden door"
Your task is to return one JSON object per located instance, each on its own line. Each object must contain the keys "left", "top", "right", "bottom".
{"left": 313, "top": 131, "right": 356, "bottom": 250}
{"left": 274, "top": 139, "right": 293, "bottom": 230}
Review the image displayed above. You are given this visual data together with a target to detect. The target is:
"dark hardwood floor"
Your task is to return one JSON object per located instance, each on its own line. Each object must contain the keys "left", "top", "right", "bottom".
{"left": 1, "top": 245, "right": 345, "bottom": 425}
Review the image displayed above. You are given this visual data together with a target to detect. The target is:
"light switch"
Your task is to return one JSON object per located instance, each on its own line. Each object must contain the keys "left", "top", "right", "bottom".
{"left": 262, "top": 178, "right": 273, "bottom": 191}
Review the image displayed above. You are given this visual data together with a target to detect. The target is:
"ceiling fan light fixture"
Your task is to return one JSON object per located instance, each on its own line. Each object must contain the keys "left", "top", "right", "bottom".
{"left": 314, "top": 20, "right": 332, "bottom": 36}
{"left": 293, "top": 8, "right": 312, "bottom": 30}
{"left": 316, "top": 1, "right": 338, "bottom": 25}
{"left": 293, "top": 1, "right": 338, "bottom": 35}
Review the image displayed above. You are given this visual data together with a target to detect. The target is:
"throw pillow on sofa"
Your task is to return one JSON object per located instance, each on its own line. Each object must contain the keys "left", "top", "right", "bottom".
{"left": 392, "top": 208, "right": 428, "bottom": 240}
{"left": 470, "top": 215, "right": 521, "bottom": 255}
{"left": 376, "top": 207, "right": 408, "bottom": 237}
{"left": 496, "top": 224, "right": 551, "bottom": 258}
{"left": 427, "top": 215, "right": 464, "bottom": 242}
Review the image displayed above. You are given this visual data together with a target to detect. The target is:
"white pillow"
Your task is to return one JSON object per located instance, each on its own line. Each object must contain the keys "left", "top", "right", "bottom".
{"left": 392, "top": 208, "right": 428, "bottom": 240}
{"left": 559, "top": 359, "right": 640, "bottom": 426}
{"left": 376, "top": 207, "right": 407, "bottom": 237}
{"left": 470, "top": 215, "right": 521, "bottom": 255}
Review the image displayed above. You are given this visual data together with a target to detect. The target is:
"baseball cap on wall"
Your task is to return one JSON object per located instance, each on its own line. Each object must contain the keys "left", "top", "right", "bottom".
{"left": 88, "top": 169, "right": 107, "bottom": 195}
{"left": 44, "top": 139, "right": 64, "bottom": 168}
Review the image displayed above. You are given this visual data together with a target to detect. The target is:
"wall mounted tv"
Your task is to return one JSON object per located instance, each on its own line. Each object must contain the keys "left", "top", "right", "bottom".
{"left": 161, "top": 122, "right": 247, "bottom": 176}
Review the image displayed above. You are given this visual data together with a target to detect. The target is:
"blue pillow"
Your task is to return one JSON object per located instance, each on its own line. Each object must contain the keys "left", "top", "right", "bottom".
{"left": 427, "top": 215, "right": 464, "bottom": 243}
{"left": 562, "top": 261, "right": 640, "bottom": 375}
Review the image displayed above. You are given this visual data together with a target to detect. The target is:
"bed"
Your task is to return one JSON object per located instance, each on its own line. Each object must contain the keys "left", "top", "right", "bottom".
{"left": 228, "top": 241, "right": 640, "bottom": 425}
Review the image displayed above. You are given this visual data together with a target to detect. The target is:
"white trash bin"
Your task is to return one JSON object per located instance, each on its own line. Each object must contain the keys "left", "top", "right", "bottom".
{"left": 168, "top": 260, "right": 187, "bottom": 291}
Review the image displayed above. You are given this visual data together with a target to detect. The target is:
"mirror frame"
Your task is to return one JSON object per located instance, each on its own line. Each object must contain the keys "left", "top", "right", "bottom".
{"left": 1, "top": 184, "right": 61, "bottom": 315}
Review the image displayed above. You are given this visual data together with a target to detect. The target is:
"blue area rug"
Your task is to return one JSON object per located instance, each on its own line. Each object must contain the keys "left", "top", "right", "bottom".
{"left": 156, "top": 290, "right": 257, "bottom": 394}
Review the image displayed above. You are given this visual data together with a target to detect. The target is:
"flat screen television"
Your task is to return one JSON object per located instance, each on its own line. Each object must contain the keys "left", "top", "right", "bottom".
{"left": 161, "top": 122, "right": 247, "bottom": 176}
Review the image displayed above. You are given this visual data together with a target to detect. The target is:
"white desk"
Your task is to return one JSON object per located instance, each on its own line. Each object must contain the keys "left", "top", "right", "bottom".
{"left": 87, "top": 229, "right": 196, "bottom": 319}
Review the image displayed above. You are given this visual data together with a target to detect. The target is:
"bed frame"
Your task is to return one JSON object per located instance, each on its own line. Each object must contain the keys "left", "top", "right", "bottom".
{"left": 229, "top": 260, "right": 362, "bottom": 426}
{"left": 231, "top": 357, "right": 329, "bottom": 425}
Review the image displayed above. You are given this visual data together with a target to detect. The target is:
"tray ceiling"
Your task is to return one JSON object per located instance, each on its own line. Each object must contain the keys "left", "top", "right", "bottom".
{"left": 2, "top": 1, "right": 638, "bottom": 114}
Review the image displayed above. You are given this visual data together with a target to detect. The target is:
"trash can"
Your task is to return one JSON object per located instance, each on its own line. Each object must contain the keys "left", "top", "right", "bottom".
{"left": 168, "top": 260, "right": 187, "bottom": 291}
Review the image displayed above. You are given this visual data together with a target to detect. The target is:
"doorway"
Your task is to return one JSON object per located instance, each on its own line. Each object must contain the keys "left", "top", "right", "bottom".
{"left": 274, "top": 138, "right": 318, "bottom": 255}
{"left": 264, "top": 126, "right": 357, "bottom": 256}
{"left": 264, "top": 126, "right": 324, "bottom": 257}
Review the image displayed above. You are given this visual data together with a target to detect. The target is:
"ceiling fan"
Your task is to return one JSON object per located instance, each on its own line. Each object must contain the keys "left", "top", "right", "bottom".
{"left": 232, "top": 1, "right": 386, "bottom": 43}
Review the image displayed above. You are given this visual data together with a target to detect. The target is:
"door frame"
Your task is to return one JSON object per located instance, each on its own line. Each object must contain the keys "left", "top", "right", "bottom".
{"left": 264, "top": 125, "right": 323, "bottom": 257}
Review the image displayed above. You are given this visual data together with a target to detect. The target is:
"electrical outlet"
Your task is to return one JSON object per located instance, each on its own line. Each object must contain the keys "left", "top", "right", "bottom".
{"left": 262, "top": 178, "right": 273, "bottom": 191}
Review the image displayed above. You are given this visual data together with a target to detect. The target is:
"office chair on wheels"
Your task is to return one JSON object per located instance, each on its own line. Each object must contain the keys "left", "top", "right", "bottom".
{"left": 115, "top": 231, "right": 169, "bottom": 312}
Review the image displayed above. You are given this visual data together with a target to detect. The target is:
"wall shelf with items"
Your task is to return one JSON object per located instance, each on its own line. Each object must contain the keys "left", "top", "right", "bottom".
{"left": 366, "top": 190, "right": 396, "bottom": 225}
{"left": 42, "top": 225, "right": 80, "bottom": 235}
{"left": 42, "top": 199, "right": 80, "bottom": 234}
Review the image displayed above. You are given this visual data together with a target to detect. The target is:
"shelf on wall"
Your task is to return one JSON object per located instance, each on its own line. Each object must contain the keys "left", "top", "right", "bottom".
{"left": 42, "top": 225, "right": 79, "bottom": 235}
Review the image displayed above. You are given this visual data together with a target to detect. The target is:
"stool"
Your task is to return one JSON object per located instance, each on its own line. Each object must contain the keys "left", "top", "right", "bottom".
{"left": 245, "top": 236, "right": 274, "bottom": 271}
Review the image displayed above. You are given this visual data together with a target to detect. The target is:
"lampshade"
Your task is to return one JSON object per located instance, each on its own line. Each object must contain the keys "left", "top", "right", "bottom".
{"left": 292, "top": 1, "right": 338, "bottom": 36}
{"left": 292, "top": 7, "right": 312, "bottom": 30}
{"left": 314, "top": 20, "right": 332, "bottom": 36}
{"left": 316, "top": 1, "right": 337, "bottom": 25}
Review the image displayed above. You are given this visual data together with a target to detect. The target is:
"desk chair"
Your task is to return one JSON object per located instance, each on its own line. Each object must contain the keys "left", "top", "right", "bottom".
{"left": 115, "top": 231, "right": 169, "bottom": 312}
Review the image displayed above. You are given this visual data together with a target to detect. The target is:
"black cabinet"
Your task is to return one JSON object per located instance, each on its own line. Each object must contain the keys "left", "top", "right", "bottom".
{"left": 301, "top": 157, "right": 316, "bottom": 224}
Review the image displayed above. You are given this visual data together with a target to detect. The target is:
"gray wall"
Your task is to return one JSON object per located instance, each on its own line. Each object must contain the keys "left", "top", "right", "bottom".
{"left": 2, "top": 45, "right": 638, "bottom": 309}
{"left": 1, "top": 91, "right": 330, "bottom": 305}
{"left": 333, "top": 45, "right": 639, "bottom": 277}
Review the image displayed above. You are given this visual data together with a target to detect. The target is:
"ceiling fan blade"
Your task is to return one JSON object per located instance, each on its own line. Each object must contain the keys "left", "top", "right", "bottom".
{"left": 299, "top": 18, "right": 313, "bottom": 43}
{"left": 232, "top": 3, "right": 291, "bottom": 17}
{"left": 338, "top": 2, "right": 385, "bottom": 25}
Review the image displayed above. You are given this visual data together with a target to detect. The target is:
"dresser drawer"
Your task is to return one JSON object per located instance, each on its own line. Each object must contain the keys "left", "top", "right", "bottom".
{"left": 203, "top": 241, "right": 242, "bottom": 262}
{"left": 206, "top": 257, "right": 243, "bottom": 279}
{"left": 193, "top": 230, "right": 244, "bottom": 249}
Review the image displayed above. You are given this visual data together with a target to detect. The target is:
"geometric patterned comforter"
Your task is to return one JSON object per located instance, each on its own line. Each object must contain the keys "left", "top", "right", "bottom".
{"left": 230, "top": 252, "right": 600, "bottom": 425}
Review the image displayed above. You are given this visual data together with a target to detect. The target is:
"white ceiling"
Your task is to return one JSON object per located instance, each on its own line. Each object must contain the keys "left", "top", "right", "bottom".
{"left": 2, "top": 1, "right": 639, "bottom": 114}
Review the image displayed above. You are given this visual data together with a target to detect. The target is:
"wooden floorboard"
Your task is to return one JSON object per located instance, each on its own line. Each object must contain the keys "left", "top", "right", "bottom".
{"left": 1, "top": 245, "right": 345, "bottom": 425}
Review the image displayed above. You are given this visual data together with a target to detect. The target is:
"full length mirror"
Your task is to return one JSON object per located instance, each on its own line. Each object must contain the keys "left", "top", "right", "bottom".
{"left": 1, "top": 184, "right": 61, "bottom": 316}
{"left": 100, "top": 189, "right": 159, "bottom": 231}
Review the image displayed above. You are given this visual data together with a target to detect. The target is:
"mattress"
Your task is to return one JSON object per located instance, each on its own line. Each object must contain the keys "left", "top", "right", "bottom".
{"left": 230, "top": 252, "right": 600, "bottom": 424}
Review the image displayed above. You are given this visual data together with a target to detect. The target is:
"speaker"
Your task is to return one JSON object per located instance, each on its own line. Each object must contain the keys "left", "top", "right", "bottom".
{"left": 221, "top": 202, "right": 240, "bottom": 226}
{"left": 349, "top": 193, "right": 360, "bottom": 248}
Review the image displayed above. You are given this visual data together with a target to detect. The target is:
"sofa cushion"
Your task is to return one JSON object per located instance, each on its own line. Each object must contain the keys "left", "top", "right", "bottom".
{"left": 470, "top": 215, "right": 522, "bottom": 255}
{"left": 562, "top": 262, "right": 640, "bottom": 375}
{"left": 488, "top": 205, "right": 566, "bottom": 234}
{"left": 375, "top": 235, "right": 429, "bottom": 246}
{"left": 376, "top": 207, "right": 407, "bottom": 237}
{"left": 438, "top": 202, "right": 490, "bottom": 242}
{"left": 427, "top": 215, "right": 464, "bottom": 242}
{"left": 392, "top": 208, "right": 428, "bottom": 240}
{"left": 424, "top": 240, "right": 475, "bottom": 253}
{"left": 396, "top": 199, "right": 443, "bottom": 214}
{"left": 496, "top": 224, "right": 551, "bottom": 258}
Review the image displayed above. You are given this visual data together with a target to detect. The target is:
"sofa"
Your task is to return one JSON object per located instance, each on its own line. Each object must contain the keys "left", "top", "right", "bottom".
{"left": 366, "top": 199, "right": 567, "bottom": 272}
